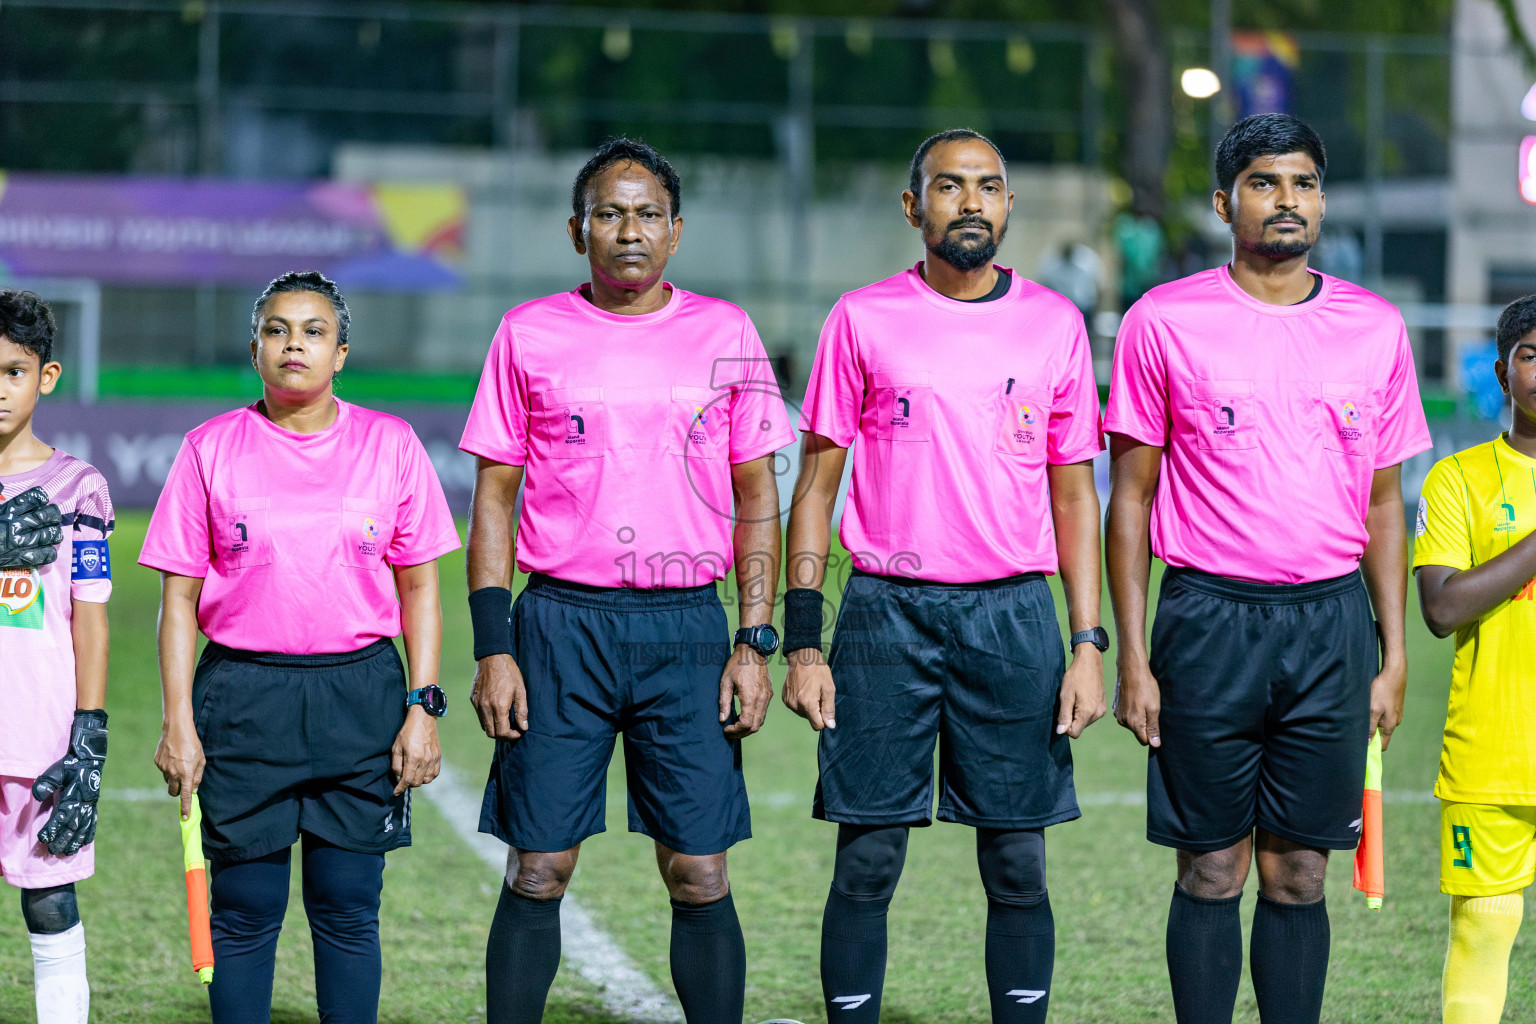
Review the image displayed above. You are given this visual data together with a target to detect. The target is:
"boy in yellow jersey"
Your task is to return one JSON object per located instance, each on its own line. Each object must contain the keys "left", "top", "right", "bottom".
{"left": 1414, "top": 294, "right": 1536, "bottom": 1024}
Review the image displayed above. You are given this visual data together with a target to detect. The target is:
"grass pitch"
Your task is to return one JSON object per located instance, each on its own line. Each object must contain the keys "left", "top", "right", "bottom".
{"left": 0, "top": 512, "right": 1522, "bottom": 1022}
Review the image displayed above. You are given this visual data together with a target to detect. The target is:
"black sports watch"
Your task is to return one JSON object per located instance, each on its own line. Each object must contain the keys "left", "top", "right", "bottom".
{"left": 734, "top": 624, "right": 780, "bottom": 657}
{"left": 1070, "top": 627, "right": 1110, "bottom": 653}
{"left": 405, "top": 684, "right": 448, "bottom": 718}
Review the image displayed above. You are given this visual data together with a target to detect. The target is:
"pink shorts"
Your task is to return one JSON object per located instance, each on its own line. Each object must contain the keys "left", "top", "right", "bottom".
{"left": 0, "top": 777, "right": 94, "bottom": 889}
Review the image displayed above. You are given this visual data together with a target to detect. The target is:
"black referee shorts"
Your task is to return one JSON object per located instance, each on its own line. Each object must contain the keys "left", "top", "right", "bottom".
{"left": 814, "top": 570, "right": 1079, "bottom": 830}
{"left": 193, "top": 638, "right": 411, "bottom": 864}
{"left": 479, "top": 573, "right": 750, "bottom": 856}
{"left": 1146, "top": 568, "right": 1377, "bottom": 853}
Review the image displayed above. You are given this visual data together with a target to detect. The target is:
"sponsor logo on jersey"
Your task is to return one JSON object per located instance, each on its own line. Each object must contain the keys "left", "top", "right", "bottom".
{"left": 1415, "top": 496, "right": 1428, "bottom": 538}
{"left": 1017, "top": 404, "right": 1036, "bottom": 427}
{"left": 0, "top": 567, "right": 44, "bottom": 629}
{"left": 564, "top": 407, "right": 590, "bottom": 447}
{"left": 364, "top": 517, "right": 380, "bottom": 541}
{"left": 1514, "top": 577, "right": 1536, "bottom": 602}
{"left": 1210, "top": 401, "right": 1239, "bottom": 439}
{"left": 228, "top": 516, "right": 252, "bottom": 554}
{"left": 1495, "top": 502, "right": 1518, "bottom": 534}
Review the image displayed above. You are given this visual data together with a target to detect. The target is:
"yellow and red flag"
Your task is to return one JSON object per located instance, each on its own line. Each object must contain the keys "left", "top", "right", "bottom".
{"left": 1353, "top": 731, "right": 1385, "bottom": 910}
{"left": 179, "top": 794, "right": 215, "bottom": 985}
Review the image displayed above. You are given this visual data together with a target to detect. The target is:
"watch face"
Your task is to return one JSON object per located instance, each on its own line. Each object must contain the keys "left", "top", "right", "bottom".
{"left": 420, "top": 686, "right": 447, "bottom": 716}
{"left": 757, "top": 625, "right": 780, "bottom": 655}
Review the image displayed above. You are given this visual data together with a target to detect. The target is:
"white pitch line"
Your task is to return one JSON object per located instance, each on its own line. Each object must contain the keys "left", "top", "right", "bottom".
{"left": 421, "top": 761, "right": 684, "bottom": 1024}
{"left": 107, "top": 773, "right": 684, "bottom": 1023}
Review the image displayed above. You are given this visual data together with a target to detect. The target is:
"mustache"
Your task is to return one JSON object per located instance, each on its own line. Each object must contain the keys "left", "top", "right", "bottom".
{"left": 1264, "top": 212, "right": 1308, "bottom": 227}
{"left": 947, "top": 216, "right": 995, "bottom": 233}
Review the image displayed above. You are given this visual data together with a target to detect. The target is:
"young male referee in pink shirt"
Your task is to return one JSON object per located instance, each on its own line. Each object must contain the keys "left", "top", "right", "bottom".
{"left": 460, "top": 138, "right": 794, "bottom": 1024}
{"left": 782, "top": 129, "right": 1108, "bottom": 1023}
{"left": 1105, "top": 113, "right": 1432, "bottom": 1024}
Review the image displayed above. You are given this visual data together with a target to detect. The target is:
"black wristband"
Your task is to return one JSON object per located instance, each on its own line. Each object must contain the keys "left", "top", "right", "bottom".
{"left": 782, "top": 588, "right": 826, "bottom": 654}
{"left": 468, "top": 587, "right": 514, "bottom": 660}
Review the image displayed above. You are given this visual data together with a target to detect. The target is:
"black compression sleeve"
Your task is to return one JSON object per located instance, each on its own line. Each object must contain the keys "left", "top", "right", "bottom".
{"left": 782, "top": 588, "right": 826, "bottom": 654}
{"left": 469, "top": 587, "right": 514, "bottom": 660}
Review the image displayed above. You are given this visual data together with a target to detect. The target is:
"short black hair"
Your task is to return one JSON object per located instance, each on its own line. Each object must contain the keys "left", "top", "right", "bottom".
{"left": 251, "top": 270, "right": 351, "bottom": 347}
{"left": 908, "top": 128, "right": 1007, "bottom": 196}
{"left": 1496, "top": 295, "right": 1536, "bottom": 364}
{"left": 0, "top": 290, "right": 57, "bottom": 365}
{"left": 571, "top": 137, "right": 682, "bottom": 220}
{"left": 1215, "top": 113, "right": 1327, "bottom": 193}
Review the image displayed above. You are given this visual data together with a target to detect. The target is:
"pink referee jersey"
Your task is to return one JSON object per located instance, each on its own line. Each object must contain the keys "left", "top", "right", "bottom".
{"left": 0, "top": 451, "right": 113, "bottom": 778}
{"left": 1104, "top": 266, "right": 1433, "bottom": 585}
{"left": 139, "top": 400, "right": 461, "bottom": 654}
{"left": 460, "top": 284, "right": 796, "bottom": 589}
{"left": 798, "top": 264, "right": 1103, "bottom": 584}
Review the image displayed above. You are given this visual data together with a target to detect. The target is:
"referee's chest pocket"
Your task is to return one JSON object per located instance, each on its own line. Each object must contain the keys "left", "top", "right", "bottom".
{"left": 667, "top": 385, "right": 731, "bottom": 459}
{"left": 340, "top": 498, "right": 394, "bottom": 570}
{"left": 1318, "top": 383, "right": 1376, "bottom": 457}
{"left": 872, "top": 370, "right": 933, "bottom": 441}
{"left": 531, "top": 387, "right": 605, "bottom": 459}
{"left": 1181, "top": 380, "right": 1258, "bottom": 451}
{"left": 209, "top": 498, "right": 273, "bottom": 571}
{"left": 992, "top": 383, "right": 1051, "bottom": 458}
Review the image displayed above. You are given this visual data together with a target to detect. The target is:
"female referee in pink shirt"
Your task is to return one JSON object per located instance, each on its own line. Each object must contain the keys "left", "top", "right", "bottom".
{"left": 142, "top": 272, "right": 461, "bottom": 1024}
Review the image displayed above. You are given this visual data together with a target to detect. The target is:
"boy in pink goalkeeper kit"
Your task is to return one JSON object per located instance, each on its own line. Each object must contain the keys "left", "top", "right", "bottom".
{"left": 1105, "top": 114, "right": 1431, "bottom": 1024}
{"left": 0, "top": 289, "right": 112, "bottom": 1024}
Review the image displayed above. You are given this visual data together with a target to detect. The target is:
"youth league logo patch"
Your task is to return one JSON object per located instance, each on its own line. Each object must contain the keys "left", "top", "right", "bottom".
{"left": 357, "top": 516, "right": 382, "bottom": 558}
{"left": 71, "top": 539, "right": 111, "bottom": 580}
{"left": 1415, "top": 496, "right": 1428, "bottom": 538}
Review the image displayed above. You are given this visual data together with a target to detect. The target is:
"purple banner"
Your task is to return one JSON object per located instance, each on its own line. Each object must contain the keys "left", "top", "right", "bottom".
{"left": 0, "top": 174, "right": 464, "bottom": 290}
{"left": 36, "top": 401, "right": 477, "bottom": 512}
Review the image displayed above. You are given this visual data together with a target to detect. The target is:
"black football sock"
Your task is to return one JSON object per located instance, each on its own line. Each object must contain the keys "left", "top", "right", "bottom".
{"left": 486, "top": 884, "right": 562, "bottom": 1024}
{"left": 670, "top": 892, "right": 746, "bottom": 1024}
{"left": 821, "top": 825, "right": 909, "bottom": 1020}
{"left": 821, "top": 887, "right": 891, "bottom": 1020}
{"left": 1251, "top": 893, "right": 1330, "bottom": 1024}
{"left": 1166, "top": 884, "right": 1243, "bottom": 1024}
{"left": 984, "top": 895, "right": 1055, "bottom": 1023}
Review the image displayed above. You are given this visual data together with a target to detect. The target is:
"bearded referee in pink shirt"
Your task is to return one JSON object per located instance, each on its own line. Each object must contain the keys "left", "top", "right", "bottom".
{"left": 782, "top": 129, "right": 1108, "bottom": 1023}
{"left": 1105, "top": 114, "right": 1433, "bottom": 1024}
{"left": 142, "top": 272, "right": 461, "bottom": 1024}
{"left": 461, "top": 138, "right": 794, "bottom": 1024}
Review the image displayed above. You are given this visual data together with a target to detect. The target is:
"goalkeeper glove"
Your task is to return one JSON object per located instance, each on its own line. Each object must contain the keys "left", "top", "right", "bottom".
{"left": 33, "top": 709, "right": 108, "bottom": 856}
{"left": 0, "top": 487, "right": 63, "bottom": 569}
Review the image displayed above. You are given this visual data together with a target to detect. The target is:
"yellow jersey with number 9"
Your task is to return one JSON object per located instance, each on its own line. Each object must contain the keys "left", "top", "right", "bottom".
{"left": 1414, "top": 435, "right": 1536, "bottom": 804}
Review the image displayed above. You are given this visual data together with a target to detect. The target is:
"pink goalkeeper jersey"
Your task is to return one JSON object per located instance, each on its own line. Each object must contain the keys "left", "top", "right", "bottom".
{"left": 460, "top": 284, "right": 796, "bottom": 589}
{"left": 798, "top": 264, "right": 1103, "bottom": 583}
{"left": 1104, "top": 266, "right": 1432, "bottom": 584}
{"left": 139, "top": 400, "right": 461, "bottom": 654}
{"left": 0, "top": 451, "right": 113, "bottom": 777}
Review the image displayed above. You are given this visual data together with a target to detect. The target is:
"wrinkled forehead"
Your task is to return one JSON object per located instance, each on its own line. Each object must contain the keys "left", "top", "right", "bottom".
{"left": 584, "top": 161, "right": 673, "bottom": 215}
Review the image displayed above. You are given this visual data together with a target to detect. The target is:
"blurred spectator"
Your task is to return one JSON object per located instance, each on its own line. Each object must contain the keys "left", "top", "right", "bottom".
{"left": 1037, "top": 242, "right": 1103, "bottom": 319}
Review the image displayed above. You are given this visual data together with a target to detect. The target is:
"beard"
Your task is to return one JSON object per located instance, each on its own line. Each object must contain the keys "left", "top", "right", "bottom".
{"left": 926, "top": 215, "right": 1006, "bottom": 271}
{"left": 1240, "top": 214, "right": 1317, "bottom": 260}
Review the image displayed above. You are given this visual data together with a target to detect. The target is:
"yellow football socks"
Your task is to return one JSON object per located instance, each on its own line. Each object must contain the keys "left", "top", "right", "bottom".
{"left": 1443, "top": 892, "right": 1523, "bottom": 1024}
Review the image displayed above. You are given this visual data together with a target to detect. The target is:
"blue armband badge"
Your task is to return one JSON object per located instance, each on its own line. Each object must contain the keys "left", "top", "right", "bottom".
{"left": 71, "top": 539, "right": 111, "bottom": 580}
